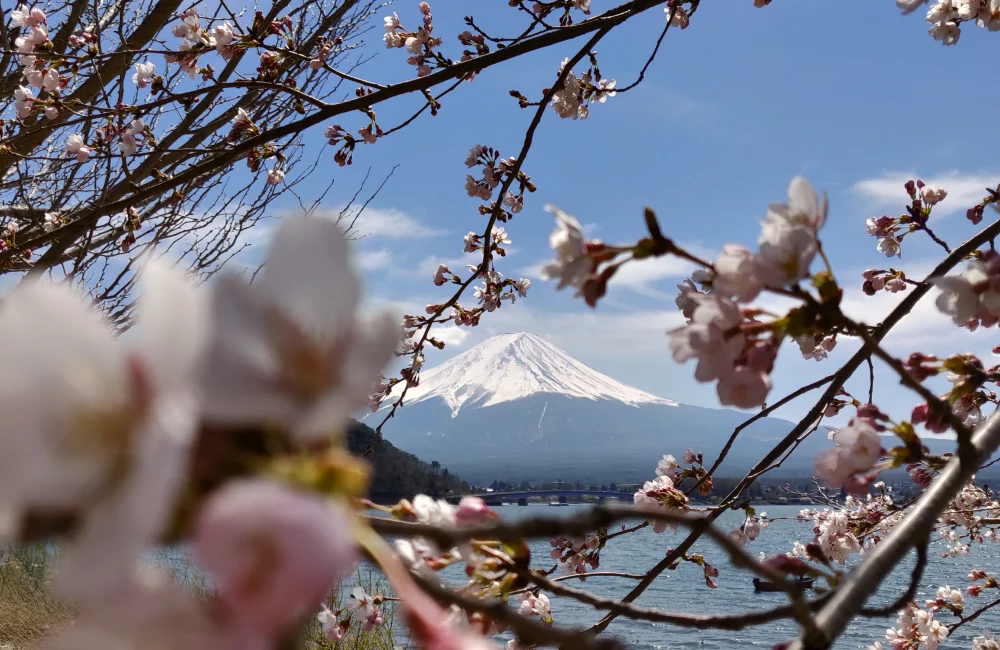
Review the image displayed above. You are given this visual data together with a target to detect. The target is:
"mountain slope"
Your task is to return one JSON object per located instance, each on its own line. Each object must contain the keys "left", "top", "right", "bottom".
{"left": 372, "top": 332, "right": 971, "bottom": 484}
{"left": 371, "top": 332, "right": 806, "bottom": 482}
{"left": 394, "top": 332, "right": 677, "bottom": 415}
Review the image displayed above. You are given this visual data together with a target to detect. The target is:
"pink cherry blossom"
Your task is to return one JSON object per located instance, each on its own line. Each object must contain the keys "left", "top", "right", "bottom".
{"left": 66, "top": 133, "right": 91, "bottom": 162}
{"left": 716, "top": 366, "right": 772, "bottom": 409}
{"left": 814, "top": 417, "right": 884, "bottom": 488}
{"left": 193, "top": 479, "right": 356, "bottom": 640}
{"left": 712, "top": 244, "right": 763, "bottom": 302}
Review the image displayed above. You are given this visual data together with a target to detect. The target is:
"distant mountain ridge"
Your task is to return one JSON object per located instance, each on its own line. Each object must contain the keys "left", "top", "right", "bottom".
{"left": 393, "top": 332, "right": 677, "bottom": 415}
{"left": 371, "top": 332, "right": 965, "bottom": 484}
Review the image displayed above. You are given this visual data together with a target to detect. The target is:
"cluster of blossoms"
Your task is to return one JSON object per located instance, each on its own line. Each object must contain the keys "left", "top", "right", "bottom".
{"left": 323, "top": 111, "right": 385, "bottom": 166}
{"left": 925, "top": 585, "right": 964, "bottom": 614}
{"left": 871, "top": 602, "right": 949, "bottom": 650}
{"left": 464, "top": 144, "right": 535, "bottom": 219}
{"left": 632, "top": 455, "right": 692, "bottom": 534}
{"left": 864, "top": 179, "right": 948, "bottom": 258}
{"left": 667, "top": 178, "right": 829, "bottom": 408}
{"left": 549, "top": 533, "right": 602, "bottom": 576}
{"left": 966, "top": 569, "right": 1000, "bottom": 597}
{"left": 937, "top": 482, "right": 1000, "bottom": 550}
{"left": 388, "top": 495, "right": 530, "bottom": 612}
{"left": 785, "top": 486, "right": 905, "bottom": 571}
{"left": 898, "top": 0, "right": 1000, "bottom": 44}
{"left": 383, "top": 3, "right": 442, "bottom": 77}
{"left": 548, "top": 54, "right": 616, "bottom": 120}
{"left": 165, "top": 8, "right": 208, "bottom": 79}
{"left": 317, "top": 585, "right": 385, "bottom": 641}
{"left": 904, "top": 353, "right": 995, "bottom": 430}
{"left": 370, "top": 148, "right": 536, "bottom": 414}
{"left": 11, "top": 5, "right": 64, "bottom": 112}
{"left": 794, "top": 332, "right": 838, "bottom": 361}
{"left": 862, "top": 268, "right": 910, "bottom": 295}
{"left": 792, "top": 509, "right": 864, "bottom": 565}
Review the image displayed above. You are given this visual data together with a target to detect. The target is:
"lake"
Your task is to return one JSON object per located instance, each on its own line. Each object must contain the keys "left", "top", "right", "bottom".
{"left": 446, "top": 503, "right": 1000, "bottom": 650}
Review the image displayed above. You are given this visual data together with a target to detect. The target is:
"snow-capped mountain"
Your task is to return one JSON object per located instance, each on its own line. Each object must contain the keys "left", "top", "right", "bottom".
{"left": 394, "top": 332, "right": 677, "bottom": 416}
{"left": 370, "top": 332, "right": 813, "bottom": 483}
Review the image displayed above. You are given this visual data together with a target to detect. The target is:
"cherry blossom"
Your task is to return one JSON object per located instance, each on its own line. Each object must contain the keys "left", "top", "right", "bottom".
{"left": 13, "top": 85, "right": 34, "bottom": 119}
{"left": 0, "top": 264, "right": 206, "bottom": 597}
{"left": 519, "top": 593, "right": 552, "bottom": 623}
{"left": 879, "top": 604, "right": 949, "bottom": 650}
{"left": 668, "top": 295, "right": 744, "bottom": 384}
{"left": 347, "top": 585, "right": 377, "bottom": 617}
{"left": 66, "top": 133, "right": 92, "bottom": 162}
{"left": 132, "top": 61, "right": 156, "bottom": 87}
{"left": 199, "top": 216, "right": 399, "bottom": 441}
{"left": 755, "top": 177, "right": 825, "bottom": 288}
{"left": 317, "top": 605, "right": 346, "bottom": 642}
{"left": 656, "top": 454, "right": 679, "bottom": 479}
{"left": 974, "top": 630, "right": 1000, "bottom": 650}
{"left": 25, "top": 67, "right": 59, "bottom": 91}
{"left": 11, "top": 5, "right": 46, "bottom": 29}
{"left": 594, "top": 78, "right": 616, "bottom": 103}
{"left": 213, "top": 21, "right": 234, "bottom": 53}
{"left": 814, "top": 416, "right": 884, "bottom": 490}
{"left": 193, "top": 479, "right": 356, "bottom": 640}
{"left": 633, "top": 472, "right": 688, "bottom": 534}
{"left": 540, "top": 205, "right": 593, "bottom": 291}
{"left": 877, "top": 235, "right": 902, "bottom": 258}
{"left": 712, "top": 244, "right": 763, "bottom": 302}
{"left": 551, "top": 58, "right": 583, "bottom": 119}
{"left": 716, "top": 366, "right": 772, "bottom": 409}
{"left": 118, "top": 119, "right": 145, "bottom": 156}
{"left": 266, "top": 168, "right": 285, "bottom": 185}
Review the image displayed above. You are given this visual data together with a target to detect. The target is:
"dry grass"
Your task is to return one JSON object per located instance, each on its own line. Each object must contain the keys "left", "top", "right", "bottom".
{"left": 0, "top": 547, "right": 408, "bottom": 650}
{"left": 0, "top": 545, "right": 74, "bottom": 649}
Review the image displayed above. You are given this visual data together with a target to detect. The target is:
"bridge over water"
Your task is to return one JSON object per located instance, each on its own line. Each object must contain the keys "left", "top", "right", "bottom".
{"left": 469, "top": 489, "right": 634, "bottom": 506}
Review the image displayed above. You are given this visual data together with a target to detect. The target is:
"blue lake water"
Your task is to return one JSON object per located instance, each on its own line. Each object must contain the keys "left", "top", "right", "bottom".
{"left": 458, "top": 503, "right": 1000, "bottom": 650}
{"left": 161, "top": 502, "right": 1000, "bottom": 649}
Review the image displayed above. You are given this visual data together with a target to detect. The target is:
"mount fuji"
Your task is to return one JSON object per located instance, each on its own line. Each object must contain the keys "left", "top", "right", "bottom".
{"left": 369, "top": 332, "right": 819, "bottom": 483}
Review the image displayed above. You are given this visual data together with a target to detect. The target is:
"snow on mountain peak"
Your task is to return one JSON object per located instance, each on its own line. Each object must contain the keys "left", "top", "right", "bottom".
{"left": 394, "top": 331, "right": 677, "bottom": 415}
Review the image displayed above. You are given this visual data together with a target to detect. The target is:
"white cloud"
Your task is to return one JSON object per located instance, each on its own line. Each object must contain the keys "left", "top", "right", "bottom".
{"left": 431, "top": 325, "right": 470, "bottom": 347}
{"left": 356, "top": 247, "right": 393, "bottom": 271}
{"left": 852, "top": 171, "right": 999, "bottom": 215}
{"left": 310, "top": 206, "right": 443, "bottom": 239}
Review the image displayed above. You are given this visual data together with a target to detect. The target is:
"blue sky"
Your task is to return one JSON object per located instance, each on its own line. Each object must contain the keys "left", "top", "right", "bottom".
{"left": 255, "top": 1, "right": 1000, "bottom": 427}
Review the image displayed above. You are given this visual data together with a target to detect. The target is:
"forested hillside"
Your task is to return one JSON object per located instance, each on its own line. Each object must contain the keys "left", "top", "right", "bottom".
{"left": 346, "top": 420, "right": 469, "bottom": 500}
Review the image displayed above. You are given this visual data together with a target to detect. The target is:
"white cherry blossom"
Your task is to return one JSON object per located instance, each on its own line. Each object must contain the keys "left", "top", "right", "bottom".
{"left": 199, "top": 216, "right": 399, "bottom": 441}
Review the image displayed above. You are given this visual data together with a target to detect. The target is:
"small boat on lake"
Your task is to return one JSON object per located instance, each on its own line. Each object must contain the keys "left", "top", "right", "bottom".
{"left": 549, "top": 502, "right": 569, "bottom": 507}
{"left": 753, "top": 577, "right": 814, "bottom": 592}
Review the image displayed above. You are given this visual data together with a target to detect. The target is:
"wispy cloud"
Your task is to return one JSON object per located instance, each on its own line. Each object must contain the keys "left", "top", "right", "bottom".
{"left": 356, "top": 247, "right": 393, "bottom": 270}
{"left": 304, "top": 206, "right": 444, "bottom": 239}
{"left": 852, "top": 171, "right": 999, "bottom": 215}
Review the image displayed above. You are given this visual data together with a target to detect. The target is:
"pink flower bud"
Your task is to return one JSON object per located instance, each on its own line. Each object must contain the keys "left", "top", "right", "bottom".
{"left": 455, "top": 496, "right": 496, "bottom": 523}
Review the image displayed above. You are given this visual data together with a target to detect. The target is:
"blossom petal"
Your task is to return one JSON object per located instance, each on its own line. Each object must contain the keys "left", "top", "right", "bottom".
{"left": 260, "top": 216, "right": 358, "bottom": 344}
